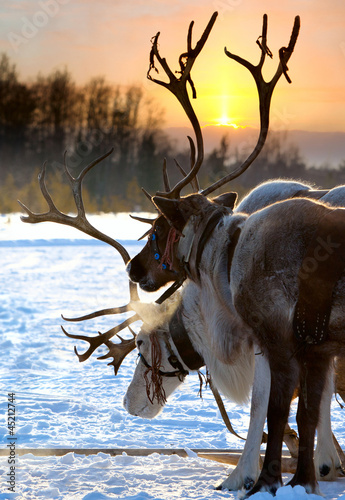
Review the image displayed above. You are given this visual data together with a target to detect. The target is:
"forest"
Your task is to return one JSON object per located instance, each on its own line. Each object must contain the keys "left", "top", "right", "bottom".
{"left": 1, "top": 52, "right": 345, "bottom": 214}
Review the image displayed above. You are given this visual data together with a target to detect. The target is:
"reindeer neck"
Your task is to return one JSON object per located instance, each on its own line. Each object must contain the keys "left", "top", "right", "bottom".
{"left": 179, "top": 279, "right": 255, "bottom": 403}
{"left": 177, "top": 205, "right": 229, "bottom": 282}
{"left": 168, "top": 306, "right": 205, "bottom": 371}
{"left": 197, "top": 213, "right": 247, "bottom": 287}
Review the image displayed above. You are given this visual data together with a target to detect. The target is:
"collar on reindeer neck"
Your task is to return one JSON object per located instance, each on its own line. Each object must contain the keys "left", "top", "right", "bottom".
{"left": 177, "top": 206, "right": 228, "bottom": 282}
{"left": 168, "top": 307, "right": 205, "bottom": 371}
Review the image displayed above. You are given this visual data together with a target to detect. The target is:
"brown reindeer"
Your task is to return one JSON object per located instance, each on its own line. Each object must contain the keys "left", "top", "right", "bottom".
{"left": 19, "top": 13, "right": 345, "bottom": 496}
{"left": 18, "top": 147, "right": 345, "bottom": 492}
{"left": 126, "top": 12, "right": 345, "bottom": 497}
{"left": 19, "top": 149, "right": 345, "bottom": 493}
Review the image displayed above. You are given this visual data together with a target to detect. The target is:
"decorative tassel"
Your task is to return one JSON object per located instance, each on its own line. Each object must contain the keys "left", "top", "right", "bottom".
{"left": 144, "top": 333, "right": 167, "bottom": 406}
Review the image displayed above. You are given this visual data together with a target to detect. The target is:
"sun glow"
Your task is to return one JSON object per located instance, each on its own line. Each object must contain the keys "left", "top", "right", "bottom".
{"left": 216, "top": 115, "right": 242, "bottom": 128}
{"left": 207, "top": 92, "right": 247, "bottom": 129}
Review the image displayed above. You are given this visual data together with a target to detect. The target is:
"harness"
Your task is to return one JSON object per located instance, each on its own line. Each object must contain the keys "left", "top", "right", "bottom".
{"left": 149, "top": 232, "right": 168, "bottom": 270}
{"left": 138, "top": 310, "right": 204, "bottom": 380}
{"left": 138, "top": 350, "right": 189, "bottom": 381}
{"left": 177, "top": 207, "right": 229, "bottom": 282}
{"left": 148, "top": 228, "right": 187, "bottom": 304}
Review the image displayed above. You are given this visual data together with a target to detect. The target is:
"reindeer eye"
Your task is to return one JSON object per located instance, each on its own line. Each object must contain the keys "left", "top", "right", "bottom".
{"left": 155, "top": 225, "right": 164, "bottom": 236}
{"left": 136, "top": 340, "right": 143, "bottom": 348}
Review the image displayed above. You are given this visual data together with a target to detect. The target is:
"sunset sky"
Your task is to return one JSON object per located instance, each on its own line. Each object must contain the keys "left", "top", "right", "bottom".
{"left": 1, "top": 0, "right": 345, "bottom": 133}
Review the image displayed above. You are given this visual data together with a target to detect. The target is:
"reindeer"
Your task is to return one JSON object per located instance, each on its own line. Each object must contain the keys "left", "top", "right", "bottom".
{"left": 126, "top": 11, "right": 303, "bottom": 293}
{"left": 19, "top": 12, "right": 345, "bottom": 496}
{"left": 125, "top": 12, "right": 345, "bottom": 497}
{"left": 123, "top": 178, "right": 345, "bottom": 492}
{"left": 124, "top": 290, "right": 345, "bottom": 491}
{"left": 18, "top": 153, "right": 345, "bottom": 493}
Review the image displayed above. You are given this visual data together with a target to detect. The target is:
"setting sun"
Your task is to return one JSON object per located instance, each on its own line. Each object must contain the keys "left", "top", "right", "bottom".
{"left": 215, "top": 116, "right": 242, "bottom": 129}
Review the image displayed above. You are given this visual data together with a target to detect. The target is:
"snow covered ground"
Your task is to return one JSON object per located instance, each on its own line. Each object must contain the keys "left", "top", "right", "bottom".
{"left": 1, "top": 212, "right": 345, "bottom": 500}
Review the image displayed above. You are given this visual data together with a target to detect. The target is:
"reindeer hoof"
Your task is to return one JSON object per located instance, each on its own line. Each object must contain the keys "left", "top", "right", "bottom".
{"left": 215, "top": 476, "right": 255, "bottom": 492}
{"left": 319, "top": 464, "right": 331, "bottom": 477}
{"left": 244, "top": 481, "right": 279, "bottom": 498}
{"left": 244, "top": 477, "right": 255, "bottom": 491}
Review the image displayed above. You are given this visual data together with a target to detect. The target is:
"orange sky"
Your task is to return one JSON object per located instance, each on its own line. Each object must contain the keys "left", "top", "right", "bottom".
{"left": 1, "top": 0, "right": 345, "bottom": 133}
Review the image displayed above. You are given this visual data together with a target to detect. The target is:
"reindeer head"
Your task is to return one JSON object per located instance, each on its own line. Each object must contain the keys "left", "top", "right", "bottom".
{"left": 124, "top": 326, "right": 188, "bottom": 419}
{"left": 126, "top": 213, "right": 182, "bottom": 292}
{"left": 127, "top": 13, "right": 300, "bottom": 292}
{"left": 127, "top": 192, "right": 237, "bottom": 291}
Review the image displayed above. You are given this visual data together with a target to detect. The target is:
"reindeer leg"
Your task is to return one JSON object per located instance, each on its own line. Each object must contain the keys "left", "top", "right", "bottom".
{"left": 218, "top": 353, "right": 271, "bottom": 491}
{"left": 246, "top": 354, "right": 299, "bottom": 497}
{"left": 288, "top": 353, "right": 332, "bottom": 494}
{"left": 314, "top": 363, "right": 342, "bottom": 481}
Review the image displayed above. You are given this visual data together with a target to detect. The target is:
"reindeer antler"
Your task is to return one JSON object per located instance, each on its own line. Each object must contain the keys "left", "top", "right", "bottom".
{"left": 148, "top": 11, "right": 218, "bottom": 198}
{"left": 62, "top": 318, "right": 139, "bottom": 372}
{"left": 98, "top": 327, "right": 137, "bottom": 376}
{"left": 201, "top": 14, "right": 300, "bottom": 196}
{"left": 19, "top": 149, "right": 142, "bottom": 370}
{"left": 19, "top": 148, "right": 139, "bottom": 306}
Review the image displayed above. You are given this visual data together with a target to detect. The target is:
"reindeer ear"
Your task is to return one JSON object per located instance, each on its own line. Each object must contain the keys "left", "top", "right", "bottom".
{"left": 212, "top": 192, "right": 238, "bottom": 210}
{"left": 152, "top": 196, "right": 186, "bottom": 231}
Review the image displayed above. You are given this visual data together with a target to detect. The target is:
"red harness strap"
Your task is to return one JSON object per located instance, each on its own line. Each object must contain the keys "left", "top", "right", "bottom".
{"left": 161, "top": 227, "right": 180, "bottom": 270}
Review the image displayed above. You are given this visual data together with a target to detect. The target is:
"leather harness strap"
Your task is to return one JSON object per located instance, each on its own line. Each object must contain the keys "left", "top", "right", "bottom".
{"left": 178, "top": 207, "right": 228, "bottom": 282}
{"left": 293, "top": 208, "right": 345, "bottom": 344}
{"left": 168, "top": 308, "right": 204, "bottom": 371}
{"left": 193, "top": 210, "right": 228, "bottom": 280}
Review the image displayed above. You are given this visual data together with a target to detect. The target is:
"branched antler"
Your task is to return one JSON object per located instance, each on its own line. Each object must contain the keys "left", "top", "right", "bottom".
{"left": 98, "top": 327, "right": 138, "bottom": 376}
{"left": 19, "top": 148, "right": 142, "bottom": 371}
{"left": 18, "top": 148, "right": 139, "bottom": 305}
{"left": 202, "top": 14, "right": 300, "bottom": 196}
{"left": 148, "top": 12, "right": 218, "bottom": 198}
{"left": 62, "top": 317, "right": 139, "bottom": 373}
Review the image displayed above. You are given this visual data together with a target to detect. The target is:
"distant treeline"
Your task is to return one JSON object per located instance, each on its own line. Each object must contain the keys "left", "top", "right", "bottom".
{"left": 1, "top": 52, "right": 345, "bottom": 214}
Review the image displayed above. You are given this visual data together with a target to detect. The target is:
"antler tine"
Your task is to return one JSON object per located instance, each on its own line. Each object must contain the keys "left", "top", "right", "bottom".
{"left": 18, "top": 161, "right": 60, "bottom": 219}
{"left": 170, "top": 136, "right": 199, "bottom": 193}
{"left": 97, "top": 327, "right": 137, "bottom": 376}
{"left": 187, "top": 135, "right": 200, "bottom": 192}
{"left": 163, "top": 137, "right": 199, "bottom": 195}
{"left": 129, "top": 214, "right": 156, "bottom": 225}
{"left": 62, "top": 313, "right": 140, "bottom": 363}
{"left": 61, "top": 305, "right": 131, "bottom": 322}
{"left": 201, "top": 14, "right": 300, "bottom": 197}
{"left": 148, "top": 11, "right": 218, "bottom": 199}
{"left": 162, "top": 158, "right": 170, "bottom": 192}
{"left": 173, "top": 158, "right": 199, "bottom": 193}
